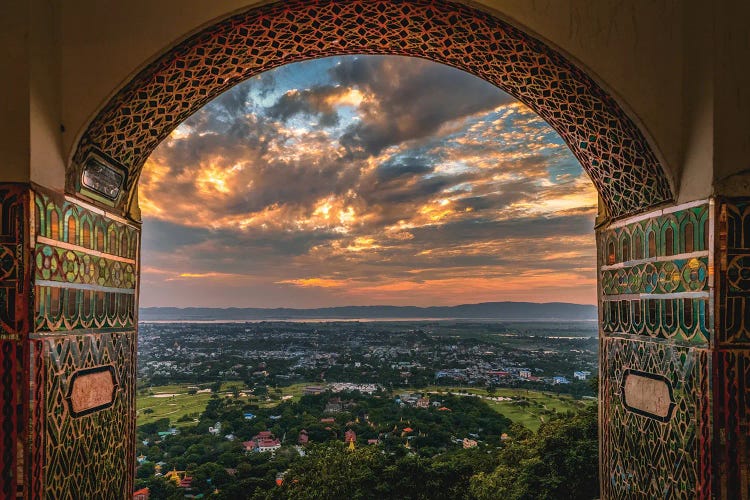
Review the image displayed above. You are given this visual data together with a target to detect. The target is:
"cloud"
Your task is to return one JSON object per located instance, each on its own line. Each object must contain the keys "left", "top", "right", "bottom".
{"left": 138, "top": 55, "right": 597, "bottom": 308}
{"left": 276, "top": 278, "right": 349, "bottom": 288}
{"left": 330, "top": 57, "right": 511, "bottom": 156}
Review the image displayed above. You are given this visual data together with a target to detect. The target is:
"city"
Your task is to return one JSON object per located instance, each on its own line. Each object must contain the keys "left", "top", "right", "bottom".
{"left": 133, "top": 320, "right": 599, "bottom": 498}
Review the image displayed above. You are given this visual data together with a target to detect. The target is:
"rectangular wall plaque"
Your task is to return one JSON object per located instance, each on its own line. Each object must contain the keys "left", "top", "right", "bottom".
{"left": 66, "top": 365, "right": 118, "bottom": 417}
{"left": 621, "top": 369, "right": 676, "bottom": 422}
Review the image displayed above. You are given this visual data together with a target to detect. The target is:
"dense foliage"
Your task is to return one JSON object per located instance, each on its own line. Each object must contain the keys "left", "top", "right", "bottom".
{"left": 135, "top": 392, "right": 598, "bottom": 499}
{"left": 470, "top": 405, "right": 599, "bottom": 500}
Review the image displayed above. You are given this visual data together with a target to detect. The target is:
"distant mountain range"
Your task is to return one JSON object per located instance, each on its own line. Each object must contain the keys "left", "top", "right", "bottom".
{"left": 139, "top": 301, "right": 597, "bottom": 321}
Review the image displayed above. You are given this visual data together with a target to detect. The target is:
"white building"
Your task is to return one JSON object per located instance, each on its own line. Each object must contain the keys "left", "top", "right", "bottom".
{"left": 208, "top": 422, "right": 222, "bottom": 435}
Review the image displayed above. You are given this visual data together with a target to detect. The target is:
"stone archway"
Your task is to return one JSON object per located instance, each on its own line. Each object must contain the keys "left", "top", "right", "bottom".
{"left": 4, "top": 1, "right": 748, "bottom": 499}
{"left": 68, "top": 0, "right": 672, "bottom": 220}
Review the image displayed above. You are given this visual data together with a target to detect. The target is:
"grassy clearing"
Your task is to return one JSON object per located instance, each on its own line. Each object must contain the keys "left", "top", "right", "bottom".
{"left": 136, "top": 382, "right": 314, "bottom": 427}
{"left": 137, "top": 381, "right": 589, "bottom": 432}
{"left": 410, "top": 385, "right": 589, "bottom": 432}
{"left": 256, "top": 382, "right": 311, "bottom": 408}
{"left": 137, "top": 381, "right": 244, "bottom": 427}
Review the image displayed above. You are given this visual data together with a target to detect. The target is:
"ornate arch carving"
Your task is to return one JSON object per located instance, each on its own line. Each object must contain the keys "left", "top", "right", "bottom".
{"left": 70, "top": 0, "right": 673, "bottom": 219}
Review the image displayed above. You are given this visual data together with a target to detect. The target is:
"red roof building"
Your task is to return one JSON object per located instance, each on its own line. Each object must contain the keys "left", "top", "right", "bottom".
{"left": 344, "top": 429, "right": 357, "bottom": 443}
{"left": 244, "top": 431, "right": 282, "bottom": 453}
{"left": 133, "top": 488, "right": 150, "bottom": 500}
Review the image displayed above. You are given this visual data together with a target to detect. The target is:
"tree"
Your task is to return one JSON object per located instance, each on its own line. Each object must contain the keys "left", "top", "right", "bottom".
{"left": 134, "top": 477, "right": 180, "bottom": 499}
{"left": 280, "top": 442, "right": 386, "bottom": 499}
{"left": 470, "top": 405, "right": 599, "bottom": 500}
{"left": 136, "top": 462, "right": 155, "bottom": 479}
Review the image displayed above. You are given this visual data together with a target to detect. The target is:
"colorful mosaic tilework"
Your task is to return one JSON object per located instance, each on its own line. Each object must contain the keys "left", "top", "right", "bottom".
{"left": 31, "top": 188, "right": 138, "bottom": 334}
{"left": 600, "top": 204, "right": 709, "bottom": 265}
{"left": 714, "top": 349, "right": 750, "bottom": 498}
{"left": 29, "top": 187, "right": 139, "bottom": 495}
{"left": 599, "top": 203, "right": 712, "bottom": 346}
{"left": 0, "top": 185, "right": 31, "bottom": 498}
{"left": 34, "top": 244, "right": 136, "bottom": 289}
{"left": 601, "top": 297, "right": 710, "bottom": 344}
{"left": 70, "top": 0, "right": 672, "bottom": 219}
{"left": 34, "top": 286, "right": 135, "bottom": 332}
{"left": 43, "top": 331, "right": 135, "bottom": 498}
{"left": 720, "top": 199, "right": 750, "bottom": 346}
{"left": 598, "top": 203, "right": 715, "bottom": 498}
{"left": 34, "top": 190, "right": 138, "bottom": 260}
{"left": 600, "top": 337, "right": 711, "bottom": 499}
{"left": 601, "top": 257, "right": 709, "bottom": 295}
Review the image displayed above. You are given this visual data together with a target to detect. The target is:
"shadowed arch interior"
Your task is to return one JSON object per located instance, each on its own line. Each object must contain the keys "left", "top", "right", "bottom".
{"left": 69, "top": 0, "right": 673, "bottom": 220}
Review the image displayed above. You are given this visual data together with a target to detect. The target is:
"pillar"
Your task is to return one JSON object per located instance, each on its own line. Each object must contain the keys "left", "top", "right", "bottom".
{"left": 0, "top": 183, "right": 138, "bottom": 497}
{"left": 598, "top": 198, "right": 749, "bottom": 498}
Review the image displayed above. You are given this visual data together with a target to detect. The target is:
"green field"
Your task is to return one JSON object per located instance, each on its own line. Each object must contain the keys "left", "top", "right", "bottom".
{"left": 137, "top": 382, "right": 590, "bottom": 432}
{"left": 407, "top": 386, "right": 590, "bottom": 432}
{"left": 136, "top": 382, "right": 311, "bottom": 427}
{"left": 137, "top": 382, "right": 243, "bottom": 427}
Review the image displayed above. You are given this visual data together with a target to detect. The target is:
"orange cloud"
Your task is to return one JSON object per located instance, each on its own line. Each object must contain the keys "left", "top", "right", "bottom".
{"left": 137, "top": 55, "right": 599, "bottom": 308}
{"left": 277, "top": 278, "right": 349, "bottom": 288}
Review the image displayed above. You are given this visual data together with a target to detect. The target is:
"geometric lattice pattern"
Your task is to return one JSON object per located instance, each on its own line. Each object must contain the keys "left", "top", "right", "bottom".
{"left": 720, "top": 199, "right": 750, "bottom": 346}
{"left": 0, "top": 185, "right": 31, "bottom": 498}
{"left": 43, "top": 332, "right": 136, "bottom": 498}
{"left": 600, "top": 337, "right": 711, "bottom": 499}
{"left": 597, "top": 202, "right": 714, "bottom": 498}
{"left": 599, "top": 203, "right": 711, "bottom": 346}
{"left": 714, "top": 350, "right": 750, "bottom": 499}
{"left": 70, "top": 0, "right": 673, "bottom": 219}
{"left": 714, "top": 199, "right": 750, "bottom": 497}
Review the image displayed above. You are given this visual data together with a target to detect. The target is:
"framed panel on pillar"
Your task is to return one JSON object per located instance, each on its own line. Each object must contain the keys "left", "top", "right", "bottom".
{"left": 26, "top": 186, "right": 139, "bottom": 498}
{"left": 597, "top": 200, "right": 714, "bottom": 499}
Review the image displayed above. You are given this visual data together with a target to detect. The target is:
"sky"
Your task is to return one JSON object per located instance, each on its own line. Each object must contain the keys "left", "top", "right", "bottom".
{"left": 139, "top": 55, "right": 598, "bottom": 308}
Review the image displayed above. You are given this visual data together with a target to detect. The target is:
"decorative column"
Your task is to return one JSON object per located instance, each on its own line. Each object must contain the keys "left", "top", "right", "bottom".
{"left": 714, "top": 198, "right": 750, "bottom": 498}
{"left": 598, "top": 198, "right": 749, "bottom": 498}
{"left": 0, "top": 183, "right": 139, "bottom": 498}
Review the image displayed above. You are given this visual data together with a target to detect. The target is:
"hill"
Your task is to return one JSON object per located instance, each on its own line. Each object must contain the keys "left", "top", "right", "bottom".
{"left": 139, "top": 301, "right": 596, "bottom": 321}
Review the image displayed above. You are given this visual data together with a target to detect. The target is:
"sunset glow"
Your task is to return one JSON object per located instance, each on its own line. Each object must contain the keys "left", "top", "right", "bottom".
{"left": 139, "top": 55, "right": 598, "bottom": 308}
